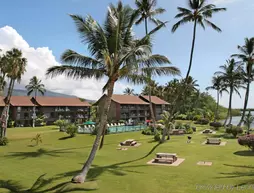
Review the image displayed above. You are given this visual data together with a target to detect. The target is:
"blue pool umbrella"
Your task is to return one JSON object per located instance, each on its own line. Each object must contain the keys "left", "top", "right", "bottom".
{"left": 84, "top": 121, "right": 95, "bottom": 125}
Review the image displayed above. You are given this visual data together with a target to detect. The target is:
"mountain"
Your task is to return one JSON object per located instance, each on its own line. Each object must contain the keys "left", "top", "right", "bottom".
{"left": 3, "top": 89, "right": 95, "bottom": 103}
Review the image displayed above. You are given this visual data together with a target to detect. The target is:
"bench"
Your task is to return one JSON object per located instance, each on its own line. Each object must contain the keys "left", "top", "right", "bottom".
{"left": 203, "top": 129, "right": 213, "bottom": 134}
{"left": 207, "top": 138, "right": 221, "bottom": 145}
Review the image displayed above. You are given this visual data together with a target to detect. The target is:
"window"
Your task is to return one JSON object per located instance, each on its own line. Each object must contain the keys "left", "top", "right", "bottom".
{"left": 16, "top": 113, "right": 20, "bottom": 120}
{"left": 50, "top": 112, "right": 55, "bottom": 118}
{"left": 17, "top": 107, "right": 21, "bottom": 112}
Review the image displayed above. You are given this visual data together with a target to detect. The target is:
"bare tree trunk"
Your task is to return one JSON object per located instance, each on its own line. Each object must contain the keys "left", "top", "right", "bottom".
{"left": 71, "top": 81, "right": 115, "bottom": 183}
{"left": 215, "top": 90, "right": 219, "bottom": 122}
{"left": 32, "top": 90, "right": 37, "bottom": 128}
{"left": 161, "top": 126, "right": 166, "bottom": 143}
{"left": 238, "top": 75, "right": 250, "bottom": 126}
{"left": 223, "top": 88, "right": 233, "bottom": 126}
{"left": 148, "top": 83, "right": 156, "bottom": 131}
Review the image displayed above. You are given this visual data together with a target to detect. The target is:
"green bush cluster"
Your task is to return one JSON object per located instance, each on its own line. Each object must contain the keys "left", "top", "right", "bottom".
{"left": 226, "top": 126, "right": 243, "bottom": 138}
{"left": 154, "top": 133, "right": 161, "bottom": 142}
{"left": 194, "top": 118, "right": 209, "bottom": 125}
{"left": 66, "top": 124, "right": 78, "bottom": 137}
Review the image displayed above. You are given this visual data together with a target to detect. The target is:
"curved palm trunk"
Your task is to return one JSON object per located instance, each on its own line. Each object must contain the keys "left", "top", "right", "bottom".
{"left": 228, "top": 87, "right": 233, "bottom": 125}
{"left": 238, "top": 75, "right": 251, "bottom": 126}
{"left": 72, "top": 81, "right": 115, "bottom": 183}
{"left": 215, "top": 90, "right": 220, "bottom": 122}
{"left": 223, "top": 87, "right": 233, "bottom": 126}
{"left": 185, "top": 19, "right": 197, "bottom": 80}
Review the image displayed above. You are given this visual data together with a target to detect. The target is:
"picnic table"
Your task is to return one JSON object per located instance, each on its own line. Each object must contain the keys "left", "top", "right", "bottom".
{"left": 155, "top": 153, "right": 177, "bottom": 163}
{"left": 120, "top": 139, "right": 137, "bottom": 146}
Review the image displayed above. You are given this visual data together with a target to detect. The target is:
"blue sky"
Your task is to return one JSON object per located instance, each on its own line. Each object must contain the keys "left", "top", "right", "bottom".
{"left": 0, "top": 0, "right": 254, "bottom": 107}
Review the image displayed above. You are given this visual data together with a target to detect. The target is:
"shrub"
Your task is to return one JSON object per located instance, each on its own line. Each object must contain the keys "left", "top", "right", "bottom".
{"left": 195, "top": 118, "right": 209, "bottom": 125}
{"left": 142, "top": 128, "right": 153, "bottom": 135}
{"left": 176, "top": 114, "right": 187, "bottom": 120}
{"left": 119, "top": 120, "right": 125, "bottom": 124}
{"left": 31, "top": 134, "right": 42, "bottom": 146}
{"left": 185, "top": 128, "right": 193, "bottom": 134}
{"left": 175, "top": 122, "right": 183, "bottom": 130}
{"left": 184, "top": 123, "right": 191, "bottom": 130}
{"left": 209, "top": 122, "right": 222, "bottom": 128}
{"left": 66, "top": 124, "right": 78, "bottom": 137}
{"left": 154, "top": 133, "right": 161, "bottom": 142}
{"left": 54, "top": 120, "right": 68, "bottom": 132}
{"left": 192, "top": 126, "right": 196, "bottom": 132}
{"left": 238, "top": 135, "right": 254, "bottom": 151}
{"left": 0, "top": 137, "right": 9, "bottom": 146}
{"left": 226, "top": 126, "right": 243, "bottom": 138}
{"left": 193, "top": 115, "right": 202, "bottom": 121}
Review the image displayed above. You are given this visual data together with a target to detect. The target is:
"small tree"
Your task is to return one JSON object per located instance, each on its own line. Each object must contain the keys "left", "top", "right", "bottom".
{"left": 66, "top": 124, "right": 78, "bottom": 137}
{"left": 54, "top": 119, "right": 68, "bottom": 132}
{"left": 226, "top": 125, "right": 243, "bottom": 138}
{"left": 160, "top": 111, "right": 175, "bottom": 143}
{"left": 243, "top": 111, "right": 254, "bottom": 134}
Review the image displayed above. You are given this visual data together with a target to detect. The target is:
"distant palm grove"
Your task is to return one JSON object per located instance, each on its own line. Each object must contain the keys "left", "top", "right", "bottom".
{"left": 0, "top": 0, "right": 253, "bottom": 185}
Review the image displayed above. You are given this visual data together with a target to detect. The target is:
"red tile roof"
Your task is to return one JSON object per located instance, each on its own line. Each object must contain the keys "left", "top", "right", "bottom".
{"left": 9, "top": 96, "right": 35, "bottom": 106}
{"left": 35, "top": 97, "right": 91, "bottom": 107}
{"left": 111, "top": 95, "right": 149, "bottom": 105}
{"left": 140, "top": 95, "right": 169, "bottom": 105}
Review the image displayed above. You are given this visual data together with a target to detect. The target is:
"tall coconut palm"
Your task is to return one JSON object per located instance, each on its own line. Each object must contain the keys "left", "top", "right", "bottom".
{"left": 25, "top": 76, "right": 46, "bottom": 127}
{"left": 134, "top": 0, "right": 166, "bottom": 130}
{"left": 46, "top": 2, "right": 175, "bottom": 183}
{"left": 123, "top": 87, "right": 135, "bottom": 95}
{"left": 232, "top": 38, "right": 254, "bottom": 126}
{"left": 0, "top": 54, "right": 8, "bottom": 95}
{"left": 206, "top": 76, "right": 228, "bottom": 122}
{"left": 172, "top": 0, "right": 226, "bottom": 80}
{"left": 215, "top": 59, "right": 244, "bottom": 126}
{"left": 0, "top": 48, "right": 27, "bottom": 138}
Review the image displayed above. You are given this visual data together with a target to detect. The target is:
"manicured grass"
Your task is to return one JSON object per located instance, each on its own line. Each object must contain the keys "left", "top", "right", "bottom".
{"left": 1, "top": 124, "right": 254, "bottom": 193}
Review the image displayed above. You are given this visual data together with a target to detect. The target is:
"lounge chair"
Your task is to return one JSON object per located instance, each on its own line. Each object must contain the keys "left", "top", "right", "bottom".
{"left": 118, "top": 123, "right": 121, "bottom": 126}
{"left": 107, "top": 124, "right": 110, "bottom": 127}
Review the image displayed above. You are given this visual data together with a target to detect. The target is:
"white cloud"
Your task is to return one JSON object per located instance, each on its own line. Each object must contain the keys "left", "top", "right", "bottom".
{"left": 0, "top": 26, "right": 128, "bottom": 100}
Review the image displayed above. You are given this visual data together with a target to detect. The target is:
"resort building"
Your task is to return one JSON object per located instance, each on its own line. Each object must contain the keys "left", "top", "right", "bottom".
{"left": 139, "top": 95, "right": 170, "bottom": 120}
{"left": 0, "top": 96, "right": 91, "bottom": 126}
{"left": 95, "top": 94, "right": 169, "bottom": 123}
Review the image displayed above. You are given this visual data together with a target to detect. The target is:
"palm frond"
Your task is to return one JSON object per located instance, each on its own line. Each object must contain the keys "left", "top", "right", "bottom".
{"left": 203, "top": 19, "right": 222, "bottom": 32}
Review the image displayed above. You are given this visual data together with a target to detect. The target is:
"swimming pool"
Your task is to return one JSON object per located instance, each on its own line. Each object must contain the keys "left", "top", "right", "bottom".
{"left": 77, "top": 125, "right": 146, "bottom": 134}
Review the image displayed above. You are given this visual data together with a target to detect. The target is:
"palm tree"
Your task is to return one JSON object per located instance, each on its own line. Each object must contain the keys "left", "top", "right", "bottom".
{"left": 123, "top": 87, "right": 135, "bottom": 95}
{"left": 215, "top": 59, "right": 244, "bottom": 126}
{"left": 134, "top": 0, "right": 166, "bottom": 130}
{"left": 206, "top": 76, "right": 228, "bottom": 122}
{"left": 232, "top": 38, "right": 254, "bottom": 126}
{"left": 172, "top": 0, "right": 226, "bottom": 80}
{"left": 25, "top": 76, "right": 46, "bottom": 128}
{"left": 46, "top": 2, "right": 173, "bottom": 183}
{"left": 0, "top": 54, "right": 8, "bottom": 95}
{"left": 160, "top": 111, "right": 175, "bottom": 143}
{"left": 243, "top": 111, "right": 254, "bottom": 134}
{"left": 0, "top": 48, "right": 27, "bottom": 138}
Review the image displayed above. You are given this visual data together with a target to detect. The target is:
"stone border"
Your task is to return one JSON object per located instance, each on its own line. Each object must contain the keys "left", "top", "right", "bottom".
{"left": 201, "top": 141, "right": 227, "bottom": 146}
{"left": 197, "top": 161, "right": 213, "bottom": 166}
{"left": 147, "top": 158, "right": 185, "bottom": 167}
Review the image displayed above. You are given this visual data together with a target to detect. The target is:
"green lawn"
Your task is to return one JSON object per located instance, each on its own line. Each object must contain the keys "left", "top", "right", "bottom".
{"left": 0, "top": 124, "right": 254, "bottom": 193}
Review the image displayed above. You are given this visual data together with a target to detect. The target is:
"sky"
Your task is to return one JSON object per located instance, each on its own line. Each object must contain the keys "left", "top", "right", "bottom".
{"left": 0, "top": 0, "right": 254, "bottom": 108}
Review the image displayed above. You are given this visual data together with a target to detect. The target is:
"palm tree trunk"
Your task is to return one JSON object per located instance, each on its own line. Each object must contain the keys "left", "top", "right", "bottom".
{"left": 71, "top": 80, "right": 115, "bottom": 183}
{"left": 185, "top": 19, "right": 197, "bottom": 80}
{"left": 215, "top": 90, "right": 219, "bottom": 122}
{"left": 238, "top": 75, "right": 250, "bottom": 126}
{"left": 223, "top": 88, "right": 233, "bottom": 126}
{"left": 32, "top": 90, "right": 37, "bottom": 128}
{"left": 228, "top": 87, "right": 233, "bottom": 125}
{"left": 161, "top": 126, "right": 166, "bottom": 143}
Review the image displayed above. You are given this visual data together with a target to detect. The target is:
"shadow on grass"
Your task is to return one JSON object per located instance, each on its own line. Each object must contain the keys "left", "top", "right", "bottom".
{"left": 219, "top": 164, "right": 254, "bottom": 187}
{"left": 59, "top": 136, "right": 73, "bottom": 140}
{"left": 56, "top": 142, "right": 161, "bottom": 181}
{"left": 0, "top": 174, "right": 96, "bottom": 192}
{"left": 6, "top": 148, "right": 77, "bottom": 159}
{"left": 234, "top": 150, "right": 254, "bottom": 157}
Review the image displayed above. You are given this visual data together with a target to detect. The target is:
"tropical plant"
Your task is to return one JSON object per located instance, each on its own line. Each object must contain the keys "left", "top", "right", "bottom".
{"left": 206, "top": 76, "right": 228, "bottom": 121}
{"left": 25, "top": 76, "right": 46, "bottom": 127}
{"left": 123, "top": 87, "right": 135, "bottom": 95}
{"left": 243, "top": 111, "right": 254, "bottom": 133}
{"left": 172, "top": 0, "right": 226, "bottom": 80}
{"left": 31, "top": 134, "right": 42, "bottom": 146}
{"left": 226, "top": 125, "right": 243, "bottom": 138}
{"left": 46, "top": 2, "right": 174, "bottom": 183}
{"left": 215, "top": 59, "right": 245, "bottom": 126}
{"left": 160, "top": 111, "right": 175, "bottom": 142}
{"left": 134, "top": 0, "right": 167, "bottom": 132}
{"left": 66, "top": 124, "right": 78, "bottom": 137}
{"left": 232, "top": 38, "right": 254, "bottom": 126}
{"left": 0, "top": 48, "right": 27, "bottom": 139}
{"left": 0, "top": 137, "right": 8, "bottom": 146}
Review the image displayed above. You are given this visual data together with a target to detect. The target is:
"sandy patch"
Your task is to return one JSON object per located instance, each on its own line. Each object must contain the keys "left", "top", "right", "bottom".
{"left": 197, "top": 161, "right": 213, "bottom": 166}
